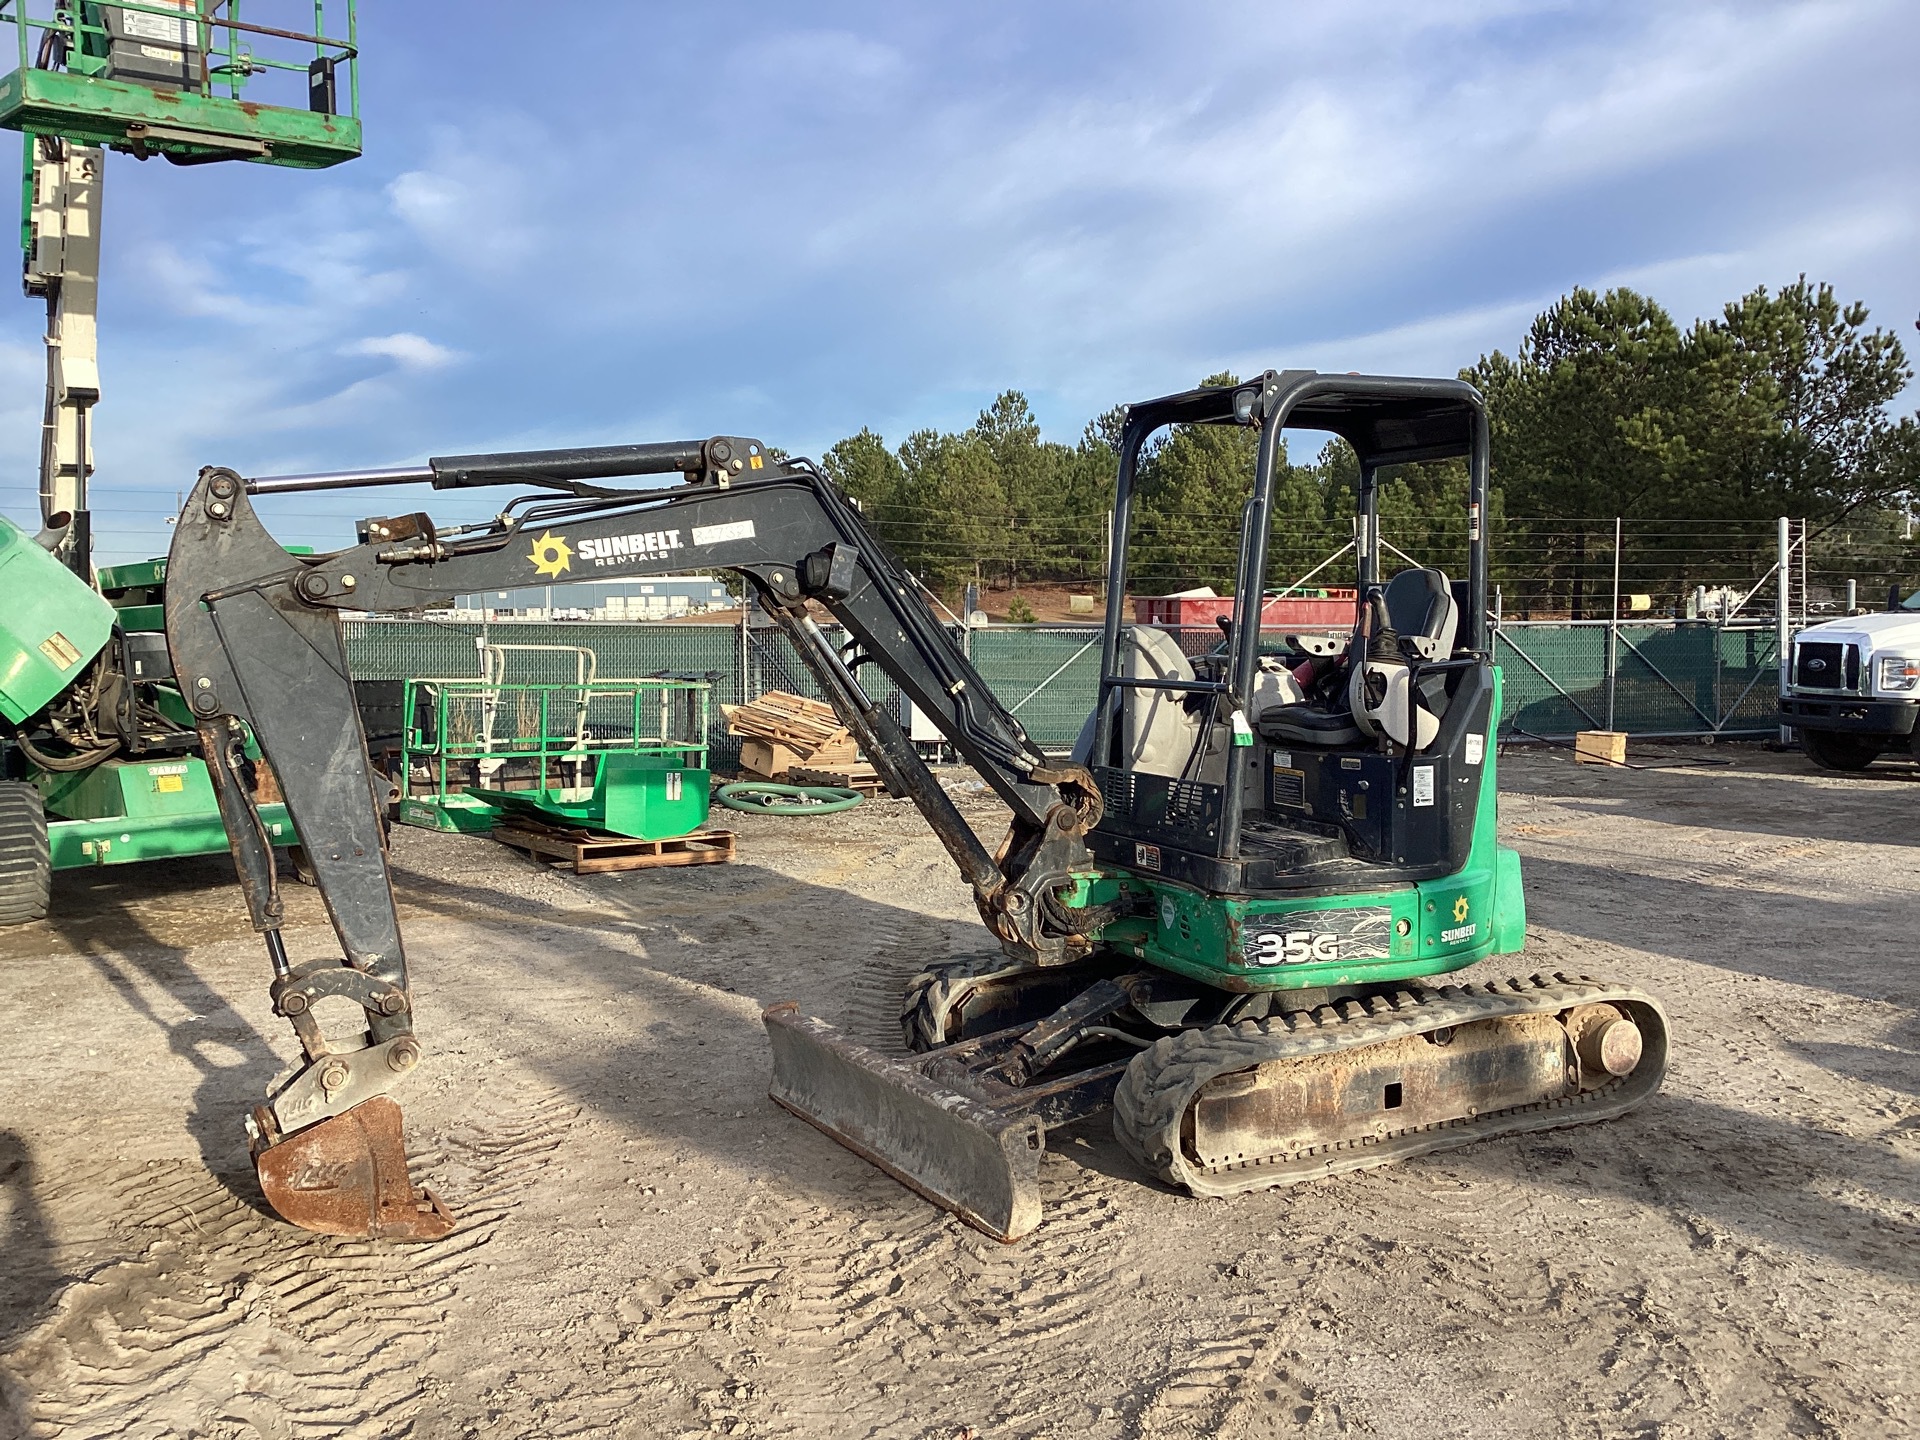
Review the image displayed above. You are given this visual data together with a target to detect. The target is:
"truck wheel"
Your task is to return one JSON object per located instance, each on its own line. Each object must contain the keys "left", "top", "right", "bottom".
{"left": 1800, "top": 729, "right": 1880, "bottom": 772}
{"left": 0, "top": 782, "right": 51, "bottom": 924}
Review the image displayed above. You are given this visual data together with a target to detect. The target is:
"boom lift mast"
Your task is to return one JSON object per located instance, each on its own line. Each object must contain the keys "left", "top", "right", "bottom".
{"left": 168, "top": 373, "right": 1670, "bottom": 1242}
{"left": 25, "top": 134, "right": 100, "bottom": 570}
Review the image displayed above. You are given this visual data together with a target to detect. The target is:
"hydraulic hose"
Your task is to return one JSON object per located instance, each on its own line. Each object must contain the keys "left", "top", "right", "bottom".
{"left": 716, "top": 781, "right": 864, "bottom": 815}
{"left": 10, "top": 725, "right": 118, "bottom": 772}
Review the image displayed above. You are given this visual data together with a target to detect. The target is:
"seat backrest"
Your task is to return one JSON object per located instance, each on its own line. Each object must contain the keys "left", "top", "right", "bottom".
{"left": 1348, "top": 569, "right": 1456, "bottom": 750}
{"left": 1382, "top": 568, "right": 1458, "bottom": 658}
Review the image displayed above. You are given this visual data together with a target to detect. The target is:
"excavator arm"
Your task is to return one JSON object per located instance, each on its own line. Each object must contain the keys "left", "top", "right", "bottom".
{"left": 165, "top": 437, "right": 1104, "bottom": 1241}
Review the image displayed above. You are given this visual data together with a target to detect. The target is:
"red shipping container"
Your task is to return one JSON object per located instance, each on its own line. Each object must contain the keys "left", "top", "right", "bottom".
{"left": 1133, "top": 589, "right": 1356, "bottom": 631}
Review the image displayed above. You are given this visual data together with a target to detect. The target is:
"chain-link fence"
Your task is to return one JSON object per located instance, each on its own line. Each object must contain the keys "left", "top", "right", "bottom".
{"left": 342, "top": 613, "right": 1790, "bottom": 762}
{"left": 1495, "top": 621, "right": 1780, "bottom": 739}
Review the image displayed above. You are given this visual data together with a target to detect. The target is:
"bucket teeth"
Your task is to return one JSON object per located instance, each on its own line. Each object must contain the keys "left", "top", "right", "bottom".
{"left": 253, "top": 1095, "right": 455, "bottom": 1240}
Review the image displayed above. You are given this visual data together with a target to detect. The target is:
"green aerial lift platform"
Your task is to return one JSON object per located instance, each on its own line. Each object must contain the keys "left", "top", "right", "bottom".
{"left": 0, "top": 2, "right": 360, "bottom": 167}
{"left": 398, "top": 665, "right": 715, "bottom": 840}
{"left": 0, "top": 4, "right": 357, "bottom": 922}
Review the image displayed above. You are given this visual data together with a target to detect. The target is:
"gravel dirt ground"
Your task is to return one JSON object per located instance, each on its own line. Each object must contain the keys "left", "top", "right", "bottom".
{"left": 1, "top": 744, "right": 1916, "bottom": 1440}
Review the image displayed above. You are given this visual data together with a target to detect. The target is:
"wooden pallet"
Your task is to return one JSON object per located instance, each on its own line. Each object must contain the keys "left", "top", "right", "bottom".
{"left": 786, "top": 764, "right": 890, "bottom": 798}
{"left": 722, "top": 691, "right": 846, "bottom": 749}
{"left": 493, "top": 820, "right": 737, "bottom": 874}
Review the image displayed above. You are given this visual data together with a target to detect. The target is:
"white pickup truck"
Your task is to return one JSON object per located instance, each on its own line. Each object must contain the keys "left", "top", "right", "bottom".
{"left": 1779, "top": 589, "right": 1920, "bottom": 769}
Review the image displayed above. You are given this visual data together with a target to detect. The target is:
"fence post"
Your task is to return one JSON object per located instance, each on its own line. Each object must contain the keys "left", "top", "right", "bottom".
{"left": 1712, "top": 621, "right": 1723, "bottom": 733}
{"left": 1777, "top": 516, "right": 1792, "bottom": 745}
{"left": 1604, "top": 517, "right": 1621, "bottom": 731}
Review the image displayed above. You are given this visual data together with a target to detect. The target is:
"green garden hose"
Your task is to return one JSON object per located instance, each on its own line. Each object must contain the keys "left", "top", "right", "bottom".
{"left": 717, "top": 781, "right": 865, "bottom": 815}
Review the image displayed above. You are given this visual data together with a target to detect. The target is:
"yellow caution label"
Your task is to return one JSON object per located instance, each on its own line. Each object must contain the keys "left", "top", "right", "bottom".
{"left": 154, "top": 773, "right": 185, "bottom": 793}
{"left": 38, "top": 631, "right": 82, "bottom": 670}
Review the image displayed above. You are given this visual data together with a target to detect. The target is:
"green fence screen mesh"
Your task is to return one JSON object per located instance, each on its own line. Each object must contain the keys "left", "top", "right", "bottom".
{"left": 343, "top": 617, "right": 1785, "bottom": 758}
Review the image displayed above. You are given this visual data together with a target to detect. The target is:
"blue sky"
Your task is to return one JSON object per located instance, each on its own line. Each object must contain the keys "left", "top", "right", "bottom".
{"left": 2, "top": 0, "right": 1915, "bottom": 563}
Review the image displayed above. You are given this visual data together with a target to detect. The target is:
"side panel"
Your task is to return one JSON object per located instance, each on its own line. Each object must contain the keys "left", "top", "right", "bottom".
{"left": 0, "top": 516, "right": 114, "bottom": 724}
{"left": 49, "top": 802, "right": 295, "bottom": 869}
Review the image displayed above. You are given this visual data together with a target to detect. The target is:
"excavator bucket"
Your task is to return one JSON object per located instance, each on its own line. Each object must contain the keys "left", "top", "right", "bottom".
{"left": 764, "top": 1004, "right": 1046, "bottom": 1242}
{"left": 252, "top": 1096, "right": 456, "bottom": 1240}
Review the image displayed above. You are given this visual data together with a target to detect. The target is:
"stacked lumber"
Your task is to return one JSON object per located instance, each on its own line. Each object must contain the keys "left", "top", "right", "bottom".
{"left": 722, "top": 691, "right": 862, "bottom": 778}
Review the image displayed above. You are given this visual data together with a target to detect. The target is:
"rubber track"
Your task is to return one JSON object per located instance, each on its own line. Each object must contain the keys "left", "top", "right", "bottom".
{"left": 899, "top": 955, "right": 1036, "bottom": 1051}
{"left": 0, "top": 780, "right": 50, "bottom": 925}
{"left": 1112, "top": 972, "right": 1669, "bottom": 1198}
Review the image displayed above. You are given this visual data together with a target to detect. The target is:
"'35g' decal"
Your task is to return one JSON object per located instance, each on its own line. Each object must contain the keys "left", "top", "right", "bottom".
{"left": 1241, "top": 907, "right": 1393, "bottom": 966}
{"left": 1244, "top": 930, "right": 1342, "bottom": 965}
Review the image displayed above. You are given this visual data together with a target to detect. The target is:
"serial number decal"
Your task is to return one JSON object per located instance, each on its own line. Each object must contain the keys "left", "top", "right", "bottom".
{"left": 690, "top": 519, "right": 757, "bottom": 546}
{"left": 1242, "top": 906, "right": 1392, "bottom": 966}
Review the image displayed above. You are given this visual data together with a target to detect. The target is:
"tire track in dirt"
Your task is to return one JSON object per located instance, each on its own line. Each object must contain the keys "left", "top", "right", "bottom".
{"left": 1131, "top": 1314, "right": 1295, "bottom": 1438}
{"left": 0, "top": 1087, "right": 582, "bottom": 1439}
{"left": 806, "top": 841, "right": 958, "bottom": 1054}
{"left": 535, "top": 1181, "right": 1136, "bottom": 1437}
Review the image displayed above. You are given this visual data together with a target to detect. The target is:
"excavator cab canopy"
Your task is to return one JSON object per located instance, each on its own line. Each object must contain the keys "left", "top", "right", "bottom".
{"left": 0, "top": 1, "right": 360, "bottom": 168}
{"left": 1087, "top": 370, "right": 1497, "bottom": 901}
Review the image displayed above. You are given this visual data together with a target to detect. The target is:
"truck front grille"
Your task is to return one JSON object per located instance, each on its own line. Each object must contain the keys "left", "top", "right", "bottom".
{"left": 1794, "top": 641, "right": 1859, "bottom": 691}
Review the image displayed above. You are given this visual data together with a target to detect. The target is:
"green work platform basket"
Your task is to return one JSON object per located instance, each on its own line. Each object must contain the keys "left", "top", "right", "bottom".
{"left": 394, "top": 660, "right": 714, "bottom": 842}
{"left": 0, "top": 3, "right": 361, "bottom": 168}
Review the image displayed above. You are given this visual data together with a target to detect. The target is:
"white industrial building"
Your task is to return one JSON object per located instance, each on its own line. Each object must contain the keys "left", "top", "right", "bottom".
{"left": 443, "top": 577, "right": 734, "bottom": 621}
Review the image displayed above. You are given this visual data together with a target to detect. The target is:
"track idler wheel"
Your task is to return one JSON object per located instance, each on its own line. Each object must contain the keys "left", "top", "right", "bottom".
{"left": 251, "top": 1096, "right": 455, "bottom": 1240}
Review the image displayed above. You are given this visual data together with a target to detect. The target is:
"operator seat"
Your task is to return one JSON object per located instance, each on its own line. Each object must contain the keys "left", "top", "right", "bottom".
{"left": 1254, "top": 567, "right": 1458, "bottom": 749}
{"left": 1348, "top": 567, "right": 1458, "bottom": 749}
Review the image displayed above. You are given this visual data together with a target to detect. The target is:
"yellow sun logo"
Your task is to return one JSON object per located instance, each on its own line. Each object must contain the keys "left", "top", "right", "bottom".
{"left": 529, "top": 531, "right": 572, "bottom": 578}
{"left": 1452, "top": 895, "right": 1470, "bottom": 923}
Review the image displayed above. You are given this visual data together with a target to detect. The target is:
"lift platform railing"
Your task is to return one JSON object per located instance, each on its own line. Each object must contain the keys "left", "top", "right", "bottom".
{"left": 400, "top": 676, "right": 712, "bottom": 814}
{"left": 0, "top": 1, "right": 360, "bottom": 167}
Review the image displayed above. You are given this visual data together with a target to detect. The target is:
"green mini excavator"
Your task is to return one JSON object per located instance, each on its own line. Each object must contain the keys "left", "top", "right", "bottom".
{"left": 165, "top": 370, "right": 1668, "bottom": 1242}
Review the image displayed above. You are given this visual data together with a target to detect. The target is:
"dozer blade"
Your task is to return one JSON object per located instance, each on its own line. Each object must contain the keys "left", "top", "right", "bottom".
{"left": 764, "top": 1002, "right": 1045, "bottom": 1242}
{"left": 253, "top": 1095, "right": 456, "bottom": 1240}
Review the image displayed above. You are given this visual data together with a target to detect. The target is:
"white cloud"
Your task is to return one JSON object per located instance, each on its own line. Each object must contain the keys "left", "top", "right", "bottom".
{"left": 343, "top": 332, "right": 462, "bottom": 371}
{"left": 385, "top": 126, "right": 544, "bottom": 275}
{"left": 133, "top": 241, "right": 284, "bottom": 325}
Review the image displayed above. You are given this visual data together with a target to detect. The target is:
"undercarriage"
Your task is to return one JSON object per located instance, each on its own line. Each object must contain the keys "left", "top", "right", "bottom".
{"left": 764, "top": 955, "right": 1667, "bottom": 1239}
